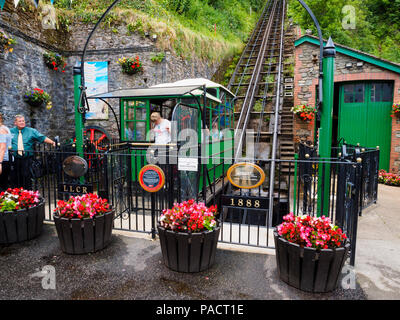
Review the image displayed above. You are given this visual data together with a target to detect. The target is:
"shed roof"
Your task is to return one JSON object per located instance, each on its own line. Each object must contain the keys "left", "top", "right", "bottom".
{"left": 295, "top": 35, "right": 400, "bottom": 74}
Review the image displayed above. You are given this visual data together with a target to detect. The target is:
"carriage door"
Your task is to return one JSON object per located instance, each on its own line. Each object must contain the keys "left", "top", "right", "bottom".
{"left": 338, "top": 81, "right": 393, "bottom": 171}
{"left": 171, "top": 103, "right": 199, "bottom": 201}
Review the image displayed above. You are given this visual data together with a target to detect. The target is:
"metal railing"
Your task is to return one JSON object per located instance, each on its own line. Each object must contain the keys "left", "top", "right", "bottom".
{"left": 4, "top": 141, "right": 378, "bottom": 266}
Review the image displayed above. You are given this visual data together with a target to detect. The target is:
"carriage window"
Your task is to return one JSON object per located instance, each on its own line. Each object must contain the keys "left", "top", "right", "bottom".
{"left": 136, "top": 122, "right": 146, "bottom": 141}
{"left": 123, "top": 100, "right": 147, "bottom": 141}
{"left": 370, "top": 82, "right": 393, "bottom": 102}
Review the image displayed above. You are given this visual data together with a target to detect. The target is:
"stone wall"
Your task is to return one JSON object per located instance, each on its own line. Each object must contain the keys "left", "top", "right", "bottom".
{"left": 294, "top": 40, "right": 400, "bottom": 173}
{"left": 0, "top": 3, "right": 219, "bottom": 142}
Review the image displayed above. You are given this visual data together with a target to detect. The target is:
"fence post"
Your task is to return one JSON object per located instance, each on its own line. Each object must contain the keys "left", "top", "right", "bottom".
{"left": 350, "top": 159, "right": 362, "bottom": 266}
{"left": 151, "top": 192, "right": 156, "bottom": 239}
{"left": 293, "top": 153, "right": 298, "bottom": 215}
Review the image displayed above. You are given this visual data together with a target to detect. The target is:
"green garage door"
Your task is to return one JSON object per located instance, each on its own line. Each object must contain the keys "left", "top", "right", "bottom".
{"left": 338, "top": 81, "right": 393, "bottom": 171}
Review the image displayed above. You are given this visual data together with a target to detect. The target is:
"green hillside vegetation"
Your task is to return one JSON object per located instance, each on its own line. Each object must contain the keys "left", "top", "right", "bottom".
{"left": 47, "top": 0, "right": 265, "bottom": 62}
{"left": 288, "top": 0, "right": 400, "bottom": 63}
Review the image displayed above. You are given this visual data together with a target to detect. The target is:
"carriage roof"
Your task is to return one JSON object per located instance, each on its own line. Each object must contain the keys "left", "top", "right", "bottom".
{"left": 86, "top": 78, "right": 234, "bottom": 104}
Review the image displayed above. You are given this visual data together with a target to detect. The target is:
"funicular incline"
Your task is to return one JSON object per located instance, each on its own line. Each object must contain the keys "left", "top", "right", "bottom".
{"left": 216, "top": 0, "right": 296, "bottom": 248}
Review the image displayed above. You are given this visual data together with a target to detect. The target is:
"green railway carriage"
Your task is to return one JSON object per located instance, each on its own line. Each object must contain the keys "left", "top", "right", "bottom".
{"left": 87, "top": 78, "right": 236, "bottom": 199}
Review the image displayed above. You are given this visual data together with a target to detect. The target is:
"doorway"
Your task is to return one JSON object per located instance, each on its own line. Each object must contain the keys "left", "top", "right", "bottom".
{"left": 336, "top": 81, "right": 393, "bottom": 170}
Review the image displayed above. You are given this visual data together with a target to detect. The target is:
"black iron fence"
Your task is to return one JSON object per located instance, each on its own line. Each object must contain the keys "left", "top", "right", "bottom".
{"left": 4, "top": 141, "right": 379, "bottom": 266}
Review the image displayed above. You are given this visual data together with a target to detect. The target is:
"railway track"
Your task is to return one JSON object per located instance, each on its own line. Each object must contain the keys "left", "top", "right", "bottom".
{"left": 227, "top": 0, "right": 295, "bottom": 164}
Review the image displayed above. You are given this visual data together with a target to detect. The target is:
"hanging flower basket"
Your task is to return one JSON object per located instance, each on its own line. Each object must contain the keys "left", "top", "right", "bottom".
{"left": 24, "top": 88, "right": 52, "bottom": 109}
{"left": 391, "top": 103, "right": 400, "bottom": 118}
{"left": 53, "top": 194, "right": 114, "bottom": 254}
{"left": 274, "top": 213, "right": 349, "bottom": 293}
{"left": 43, "top": 51, "right": 67, "bottom": 73}
{"left": 291, "top": 104, "right": 316, "bottom": 122}
{"left": 117, "top": 56, "right": 143, "bottom": 75}
{"left": 0, "top": 29, "right": 16, "bottom": 54}
{"left": 0, "top": 188, "right": 45, "bottom": 244}
{"left": 157, "top": 200, "right": 220, "bottom": 273}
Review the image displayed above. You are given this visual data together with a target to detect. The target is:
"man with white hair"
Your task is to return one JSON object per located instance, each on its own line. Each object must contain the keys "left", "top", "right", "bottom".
{"left": 10, "top": 115, "right": 55, "bottom": 190}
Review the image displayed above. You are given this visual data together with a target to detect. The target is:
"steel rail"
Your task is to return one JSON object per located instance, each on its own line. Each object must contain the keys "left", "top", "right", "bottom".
{"left": 255, "top": 0, "right": 283, "bottom": 144}
{"left": 226, "top": 0, "right": 272, "bottom": 91}
{"left": 229, "top": 0, "right": 274, "bottom": 97}
{"left": 268, "top": 0, "right": 286, "bottom": 227}
{"left": 234, "top": 0, "right": 280, "bottom": 161}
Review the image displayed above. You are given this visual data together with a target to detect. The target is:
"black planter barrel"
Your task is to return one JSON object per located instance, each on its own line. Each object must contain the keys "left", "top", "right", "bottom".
{"left": 54, "top": 210, "right": 114, "bottom": 254}
{"left": 273, "top": 231, "right": 350, "bottom": 293}
{"left": 157, "top": 224, "right": 220, "bottom": 273}
{"left": 0, "top": 200, "right": 45, "bottom": 244}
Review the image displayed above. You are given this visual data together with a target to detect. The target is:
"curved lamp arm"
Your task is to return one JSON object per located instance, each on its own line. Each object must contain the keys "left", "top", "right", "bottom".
{"left": 297, "top": 0, "right": 324, "bottom": 107}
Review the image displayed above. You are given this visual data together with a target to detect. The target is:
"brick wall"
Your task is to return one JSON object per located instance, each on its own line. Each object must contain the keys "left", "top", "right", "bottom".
{"left": 294, "top": 41, "right": 400, "bottom": 173}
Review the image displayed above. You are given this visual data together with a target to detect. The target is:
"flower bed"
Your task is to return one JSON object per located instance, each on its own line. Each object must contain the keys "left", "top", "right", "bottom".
{"left": 53, "top": 193, "right": 114, "bottom": 254}
{"left": 291, "top": 104, "right": 316, "bottom": 122}
{"left": 157, "top": 200, "right": 220, "bottom": 273}
{"left": 378, "top": 170, "right": 400, "bottom": 186}
{"left": 117, "top": 56, "right": 143, "bottom": 75}
{"left": 0, "top": 188, "right": 45, "bottom": 244}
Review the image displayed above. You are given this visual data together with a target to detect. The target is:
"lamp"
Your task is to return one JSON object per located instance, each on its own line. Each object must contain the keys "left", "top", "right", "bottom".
{"left": 345, "top": 62, "right": 353, "bottom": 69}
{"left": 356, "top": 61, "right": 364, "bottom": 68}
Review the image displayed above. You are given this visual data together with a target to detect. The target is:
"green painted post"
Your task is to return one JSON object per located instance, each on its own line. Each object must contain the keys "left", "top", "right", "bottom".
{"left": 293, "top": 153, "right": 298, "bottom": 215}
{"left": 73, "top": 63, "right": 84, "bottom": 157}
{"left": 317, "top": 37, "right": 336, "bottom": 216}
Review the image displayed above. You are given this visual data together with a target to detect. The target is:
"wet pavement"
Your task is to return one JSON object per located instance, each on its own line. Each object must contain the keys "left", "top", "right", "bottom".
{"left": 3, "top": 183, "right": 400, "bottom": 301}
{"left": 0, "top": 224, "right": 366, "bottom": 300}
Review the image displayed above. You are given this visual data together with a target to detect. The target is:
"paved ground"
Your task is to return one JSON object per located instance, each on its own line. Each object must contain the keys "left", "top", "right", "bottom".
{"left": 0, "top": 184, "right": 398, "bottom": 300}
{"left": 353, "top": 184, "right": 400, "bottom": 300}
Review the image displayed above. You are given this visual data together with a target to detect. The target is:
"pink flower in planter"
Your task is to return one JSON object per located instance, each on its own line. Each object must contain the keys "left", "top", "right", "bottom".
{"left": 277, "top": 213, "right": 347, "bottom": 250}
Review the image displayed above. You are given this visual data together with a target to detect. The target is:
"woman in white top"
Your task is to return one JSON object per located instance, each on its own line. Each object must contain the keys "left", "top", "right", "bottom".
{"left": 0, "top": 112, "right": 12, "bottom": 191}
{"left": 150, "top": 112, "right": 171, "bottom": 144}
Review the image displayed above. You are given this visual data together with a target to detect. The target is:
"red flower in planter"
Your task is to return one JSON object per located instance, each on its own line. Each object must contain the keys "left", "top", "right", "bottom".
{"left": 54, "top": 193, "right": 110, "bottom": 219}
{"left": 159, "top": 200, "right": 218, "bottom": 233}
{"left": 277, "top": 213, "right": 347, "bottom": 250}
{"left": 292, "top": 104, "right": 316, "bottom": 122}
{"left": 0, "top": 188, "right": 40, "bottom": 212}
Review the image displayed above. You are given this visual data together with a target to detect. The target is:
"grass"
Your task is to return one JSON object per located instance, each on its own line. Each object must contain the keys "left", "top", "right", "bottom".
{"left": 45, "top": 0, "right": 264, "bottom": 63}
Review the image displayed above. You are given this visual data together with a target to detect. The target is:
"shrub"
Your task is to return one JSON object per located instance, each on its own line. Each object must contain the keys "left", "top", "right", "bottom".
{"left": 378, "top": 170, "right": 400, "bottom": 186}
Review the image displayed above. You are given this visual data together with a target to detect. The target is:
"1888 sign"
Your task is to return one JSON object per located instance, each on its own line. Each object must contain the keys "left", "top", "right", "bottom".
{"left": 221, "top": 195, "right": 268, "bottom": 210}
